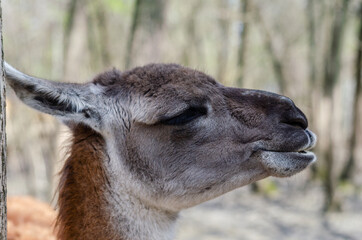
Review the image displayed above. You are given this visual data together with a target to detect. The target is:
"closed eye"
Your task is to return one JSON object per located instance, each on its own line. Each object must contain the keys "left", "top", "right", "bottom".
{"left": 160, "top": 107, "right": 207, "bottom": 126}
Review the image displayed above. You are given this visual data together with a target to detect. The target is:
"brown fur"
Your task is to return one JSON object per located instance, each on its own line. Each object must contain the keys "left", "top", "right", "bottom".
{"left": 55, "top": 124, "right": 120, "bottom": 240}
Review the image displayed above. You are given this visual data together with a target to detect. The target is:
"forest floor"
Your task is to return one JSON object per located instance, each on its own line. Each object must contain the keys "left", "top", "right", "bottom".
{"left": 176, "top": 175, "right": 362, "bottom": 240}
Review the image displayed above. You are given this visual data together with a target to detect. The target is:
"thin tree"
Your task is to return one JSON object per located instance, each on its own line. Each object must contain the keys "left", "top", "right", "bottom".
{"left": 125, "top": 0, "right": 165, "bottom": 69}
{"left": 0, "top": 0, "right": 7, "bottom": 237}
{"left": 63, "top": 0, "right": 78, "bottom": 75}
{"left": 252, "top": 2, "right": 287, "bottom": 94}
{"left": 181, "top": 1, "right": 203, "bottom": 66}
{"left": 236, "top": 0, "right": 250, "bottom": 87}
{"left": 86, "top": 0, "right": 111, "bottom": 70}
{"left": 125, "top": 0, "right": 142, "bottom": 69}
{"left": 217, "top": 0, "right": 231, "bottom": 83}
{"left": 340, "top": 3, "right": 362, "bottom": 182}
{"left": 93, "top": 0, "right": 111, "bottom": 67}
{"left": 306, "top": 0, "right": 317, "bottom": 89}
{"left": 322, "top": 0, "right": 350, "bottom": 212}
{"left": 306, "top": 0, "right": 319, "bottom": 179}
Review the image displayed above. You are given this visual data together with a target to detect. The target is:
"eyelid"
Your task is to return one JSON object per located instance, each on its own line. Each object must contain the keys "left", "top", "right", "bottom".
{"left": 159, "top": 105, "right": 189, "bottom": 121}
{"left": 160, "top": 106, "right": 207, "bottom": 125}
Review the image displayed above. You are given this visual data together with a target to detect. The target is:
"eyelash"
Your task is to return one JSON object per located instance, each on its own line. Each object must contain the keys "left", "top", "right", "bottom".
{"left": 160, "top": 107, "right": 207, "bottom": 126}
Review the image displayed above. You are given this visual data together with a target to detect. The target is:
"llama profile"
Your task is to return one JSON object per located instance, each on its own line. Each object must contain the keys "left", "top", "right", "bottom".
{"left": 5, "top": 62, "right": 316, "bottom": 240}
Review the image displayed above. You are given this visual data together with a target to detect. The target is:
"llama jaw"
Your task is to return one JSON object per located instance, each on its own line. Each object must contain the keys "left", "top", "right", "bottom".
{"left": 258, "top": 129, "right": 317, "bottom": 177}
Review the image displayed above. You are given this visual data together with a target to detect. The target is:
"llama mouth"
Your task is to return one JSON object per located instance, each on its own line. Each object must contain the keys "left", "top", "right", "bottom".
{"left": 261, "top": 129, "right": 316, "bottom": 157}
{"left": 258, "top": 129, "right": 317, "bottom": 177}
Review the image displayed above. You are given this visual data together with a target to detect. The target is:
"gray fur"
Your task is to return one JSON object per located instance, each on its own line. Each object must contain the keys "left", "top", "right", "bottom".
{"left": 5, "top": 62, "right": 316, "bottom": 240}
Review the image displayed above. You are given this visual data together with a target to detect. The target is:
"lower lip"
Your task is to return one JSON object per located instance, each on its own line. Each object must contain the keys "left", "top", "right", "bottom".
{"left": 261, "top": 150, "right": 316, "bottom": 162}
{"left": 281, "top": 151, "right": 316, "bottom": 162}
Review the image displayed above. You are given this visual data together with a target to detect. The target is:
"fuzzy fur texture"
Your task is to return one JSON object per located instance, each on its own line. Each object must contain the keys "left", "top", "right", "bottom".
{"left": 5, "top": 62, "right": 316, "bottom": 240}
{"left": 55, "top": 125, "right": 120, "bottom": 240}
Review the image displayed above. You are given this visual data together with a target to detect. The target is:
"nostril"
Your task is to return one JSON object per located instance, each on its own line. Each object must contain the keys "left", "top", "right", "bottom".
{"left": 279, "top": 101, "right": 308, "bottom": 129}
{"left": 282, "top": 117, "right": 308, "bottom": 129}
{"left": 290, "top": 120, "right": 306, "bottom": 129}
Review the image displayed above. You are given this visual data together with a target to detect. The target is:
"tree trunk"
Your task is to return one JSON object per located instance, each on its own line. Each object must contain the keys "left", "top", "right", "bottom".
{"left": 323, "top": 99, "right": 341, "bottom": 212}
{"left": 63, "top": 0, "right": 78, "bottom": 75}
{"left": 340, "top": 4, "right": 362, "bottom": 182}
{"left": 252, "top": 2, "right": 286, "bottom": 94}
{"left": 307, "top": 0, "right": 317, "bottom": 89}
{"left": 94, "top": 1, "right": 111, "bottom": 68}
{"left": 125, "top": 0, "right": 165, "bottom": 69}
{"left": 0, "top": 0, "right": 7, "bottom": 237}
{"left": 306, "top": 0, "right": 319, "bottom": 179}
{"left": 323, "top": 0, "right": 350, "bottom": 96}
{"left": 125, "top": 0, "right": 142, "bottom": 69}
{"left": 322, "top": 0, "right": 350, "bottom": 212}
{"left": 181, "top": 1, "right": 203, "bottom": 66}
{"left": 236, "top": 0, "right": 250, "bottom": 87}
{"left": 216, "top": 1, "right": 231, "bottom": 83}
{"left": 86, "top": 0, "right": 111, "bottom": 70}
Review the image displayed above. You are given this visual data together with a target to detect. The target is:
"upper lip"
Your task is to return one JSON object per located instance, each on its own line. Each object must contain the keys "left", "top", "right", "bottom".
{"left": 259, "top": 129, "right": 316, "bottom": 153}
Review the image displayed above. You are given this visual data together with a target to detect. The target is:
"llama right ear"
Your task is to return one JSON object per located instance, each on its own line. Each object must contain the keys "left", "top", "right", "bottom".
{"left": 4, "top": 62, "right": 102, "bottom": 130}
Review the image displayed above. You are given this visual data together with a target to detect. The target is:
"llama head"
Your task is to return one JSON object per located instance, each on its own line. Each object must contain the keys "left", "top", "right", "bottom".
{"left": 5, "top": 62, "right": 316, "bottom": 211}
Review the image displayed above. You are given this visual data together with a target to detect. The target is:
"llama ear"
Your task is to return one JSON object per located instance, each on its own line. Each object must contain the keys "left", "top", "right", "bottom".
{"left": 4, "top": 62, "right": 102, "bottom": 129}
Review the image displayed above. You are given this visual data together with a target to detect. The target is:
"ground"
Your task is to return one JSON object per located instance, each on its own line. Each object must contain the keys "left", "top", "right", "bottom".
{"left": 8, "top": 169, "right": 362, "bottom": 240}
{"left": 176, "top": 175, "right": 362, "bottom": 240}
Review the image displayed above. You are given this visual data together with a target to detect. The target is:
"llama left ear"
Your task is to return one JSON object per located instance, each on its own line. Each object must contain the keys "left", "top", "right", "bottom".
{"left": 4, "top": 62, "right": 102, "bottom": 130}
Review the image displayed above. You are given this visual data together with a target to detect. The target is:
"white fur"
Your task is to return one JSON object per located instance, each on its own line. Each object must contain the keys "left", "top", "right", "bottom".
{"left": 104, "top": 134, "right": 178, "bottom": 240}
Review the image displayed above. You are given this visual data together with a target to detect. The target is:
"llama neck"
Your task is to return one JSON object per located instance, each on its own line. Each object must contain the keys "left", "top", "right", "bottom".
{"left": 56, "top": 125, "right": 178, "bottom": 240}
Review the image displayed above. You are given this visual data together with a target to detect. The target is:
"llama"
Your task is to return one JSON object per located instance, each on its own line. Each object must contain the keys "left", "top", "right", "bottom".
{"left": 5, "top": 62, "right": 316, "bottom": 240}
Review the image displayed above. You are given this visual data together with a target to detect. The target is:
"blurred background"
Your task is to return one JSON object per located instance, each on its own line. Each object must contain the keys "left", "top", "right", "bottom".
{"left": 3, "top": 0, "right": 362, "bottom": 239}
